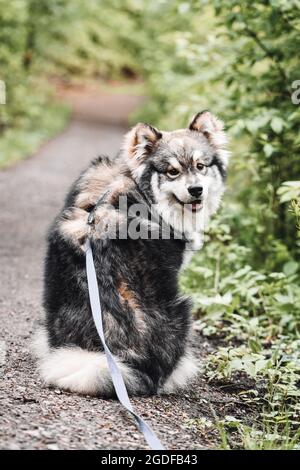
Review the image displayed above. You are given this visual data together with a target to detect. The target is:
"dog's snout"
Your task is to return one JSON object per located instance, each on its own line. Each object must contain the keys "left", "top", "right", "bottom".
{"left": 188, "top": 185, "right": 203, "bottom": 198}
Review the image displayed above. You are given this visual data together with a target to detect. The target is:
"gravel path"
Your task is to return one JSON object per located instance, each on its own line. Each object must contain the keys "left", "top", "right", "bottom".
{"left": 0, "top": 89, "right": 245, "bottom": 450}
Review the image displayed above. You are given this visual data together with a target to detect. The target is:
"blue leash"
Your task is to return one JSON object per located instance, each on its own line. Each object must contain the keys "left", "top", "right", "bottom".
{"left": 85, "top": 238, "right": 165, "bottom": 450}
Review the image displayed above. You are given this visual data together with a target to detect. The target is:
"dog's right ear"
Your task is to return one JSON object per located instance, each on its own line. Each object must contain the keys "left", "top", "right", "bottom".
{"left": 189, "top": 111, "right": 230, "bottom": 165}
{"left": 189, "top": 111, "right": 226, "bottom": 145}
{"left": 123, "top": 123, "right": 162, "bottom": 162}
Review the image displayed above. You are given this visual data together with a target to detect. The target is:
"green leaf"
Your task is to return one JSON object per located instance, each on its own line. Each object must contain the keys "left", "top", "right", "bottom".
{"left": 271, "top": 117, "right": 284, "bottom": 134}
{"left": 283, "top": 261, "right": 298, "bottom": 276}
{"left": 263, "top": 143, "right": 275, "bottom": 157}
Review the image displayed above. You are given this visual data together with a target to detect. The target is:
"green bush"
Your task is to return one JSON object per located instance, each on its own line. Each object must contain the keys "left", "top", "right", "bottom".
{"left": 124, "top": 0, "right": 300, "bottom": 447}
{"left": 0, "top": 0, "right": 139, "bottom": 167}
{"left": 129, "top": 0, "right": 300, "bottom": 269}
{"left": 1, "top": 0, "right": 299, "bottom": 449}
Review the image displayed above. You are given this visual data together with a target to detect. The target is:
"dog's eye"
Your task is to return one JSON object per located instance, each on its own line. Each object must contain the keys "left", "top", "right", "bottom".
{"left": 167, "top": 168, "right": 180, "bottom": 178}
{"left": 196, "top": 163, "right": 207, "bottom": 174}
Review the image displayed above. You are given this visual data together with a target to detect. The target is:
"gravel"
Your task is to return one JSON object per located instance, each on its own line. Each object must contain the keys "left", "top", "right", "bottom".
{"left": 0, "top": 90, "right": 246, "bottom": 450}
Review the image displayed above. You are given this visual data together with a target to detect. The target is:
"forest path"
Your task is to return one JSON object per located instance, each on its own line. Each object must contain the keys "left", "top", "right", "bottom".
{"left": 0, "top": 88, "right": 244, "bottom": 450}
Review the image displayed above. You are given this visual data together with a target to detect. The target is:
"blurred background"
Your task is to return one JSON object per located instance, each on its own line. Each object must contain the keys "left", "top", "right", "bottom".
{"left": 1, "top": 0, "right": 300, "bottom": 449}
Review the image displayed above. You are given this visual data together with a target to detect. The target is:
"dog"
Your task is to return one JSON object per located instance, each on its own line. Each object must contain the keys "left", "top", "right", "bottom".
{"left": 33, "top": 111, "right": 229, "bottom": 397}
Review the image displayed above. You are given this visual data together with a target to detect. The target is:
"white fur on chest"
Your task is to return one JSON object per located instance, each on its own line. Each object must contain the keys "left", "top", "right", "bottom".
{"left": 181, "top": 231, "right": 204, "bottom": 270}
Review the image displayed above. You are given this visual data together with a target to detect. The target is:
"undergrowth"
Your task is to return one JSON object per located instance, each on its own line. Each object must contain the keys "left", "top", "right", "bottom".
{"left": 181, "top": 208, "right": 300, "bottom": 450}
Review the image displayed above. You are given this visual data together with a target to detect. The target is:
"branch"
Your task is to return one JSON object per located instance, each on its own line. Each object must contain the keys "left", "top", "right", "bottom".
{"left": 240, "top": 16, "right": 291, "bottom": 96}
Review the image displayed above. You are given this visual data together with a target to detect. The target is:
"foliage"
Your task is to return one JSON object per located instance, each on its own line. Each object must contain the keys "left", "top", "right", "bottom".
{"left": 216, "top": 416, "right": 300, "bottom": 450}
{"left": 128, "top": 0, "right": 300, "bottom": 268}
{"left": 0, "top": 0, "right": 138, "bottom": 167}
{"left": 128, "top": 0, "right": 300, "bottom": 448}
{"left": 128, "top": 1, "right": 228, "bottom": 129}
{"left": 211, "top": 0, "right": 300, "bottom": 266}
{"left": 278, "top": 181, "right": 300, "bottom": 235}
{"left": 0, "top": 98, "right": 69, "bottom": 168}
{"left": 180, "top": 215, "right": 300, "bottom": 448}
{"left": 1, "top": 0, "right": 300, "bottom": 450}
{"left": 181, "top": 215, "right": 300, "bottom": 449}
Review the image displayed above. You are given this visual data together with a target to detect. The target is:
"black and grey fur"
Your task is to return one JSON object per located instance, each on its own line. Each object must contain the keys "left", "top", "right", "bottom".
{"left": 33, "top": 111, "right": 230, "bottom": 397}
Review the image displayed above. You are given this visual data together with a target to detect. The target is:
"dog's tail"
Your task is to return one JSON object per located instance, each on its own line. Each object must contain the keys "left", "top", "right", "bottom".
{"left": 31, "top": 328, "right": 139, "bottom": 396}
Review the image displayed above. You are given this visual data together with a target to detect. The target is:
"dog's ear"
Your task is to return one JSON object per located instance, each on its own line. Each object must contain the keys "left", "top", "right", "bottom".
{"left": 189, "top": 111, "right": 228, "bottom": 150}
{"left": 123, "top": 123, "right": 162, "bottom": 162}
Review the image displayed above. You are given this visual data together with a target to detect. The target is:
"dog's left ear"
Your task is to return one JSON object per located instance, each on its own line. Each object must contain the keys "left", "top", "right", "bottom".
{"left": 189, "top": 111, "right": 228, "bottom": 152}
{"left": 123, "top": 123, "right": 162, "bottom": 162}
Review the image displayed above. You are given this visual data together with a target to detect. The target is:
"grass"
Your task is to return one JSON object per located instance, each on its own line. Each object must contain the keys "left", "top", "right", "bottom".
{"left": 216, "top": 416, "right": 300, "bottom": 450}
{"left": 180, "top": 216, "right": 300, "bottom": 450}
{"left": 0, "top": 100, "right": 70, "bottom": 169}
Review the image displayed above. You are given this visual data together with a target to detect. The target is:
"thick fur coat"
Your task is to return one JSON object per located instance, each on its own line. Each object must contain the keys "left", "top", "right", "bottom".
{"left": 33, "top": 111, "right": 229, "bottom": 397}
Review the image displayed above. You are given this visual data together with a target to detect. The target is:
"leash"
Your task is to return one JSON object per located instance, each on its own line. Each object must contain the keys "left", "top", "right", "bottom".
{"left": 85, "top": 238, "right": 165, "bottom": 450}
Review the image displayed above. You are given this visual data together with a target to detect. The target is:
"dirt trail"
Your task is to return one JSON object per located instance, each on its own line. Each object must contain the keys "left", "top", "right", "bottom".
{"left": 0, "top": 89, "right": 244, "bottom": 450}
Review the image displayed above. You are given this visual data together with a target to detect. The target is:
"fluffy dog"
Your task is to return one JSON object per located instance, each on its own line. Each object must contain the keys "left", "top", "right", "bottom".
{"left": 33, "top": 111, "right": 229, "bottom": 397}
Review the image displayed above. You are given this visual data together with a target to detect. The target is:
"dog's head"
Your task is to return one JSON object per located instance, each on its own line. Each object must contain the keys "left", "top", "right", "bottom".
{"left": 122, "top": 111, "right": 230, "bottom": 235}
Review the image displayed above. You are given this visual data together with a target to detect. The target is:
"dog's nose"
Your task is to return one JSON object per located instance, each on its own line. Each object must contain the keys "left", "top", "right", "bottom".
{"left": 188, "top": 185, "right": 203, "bottom": 198}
